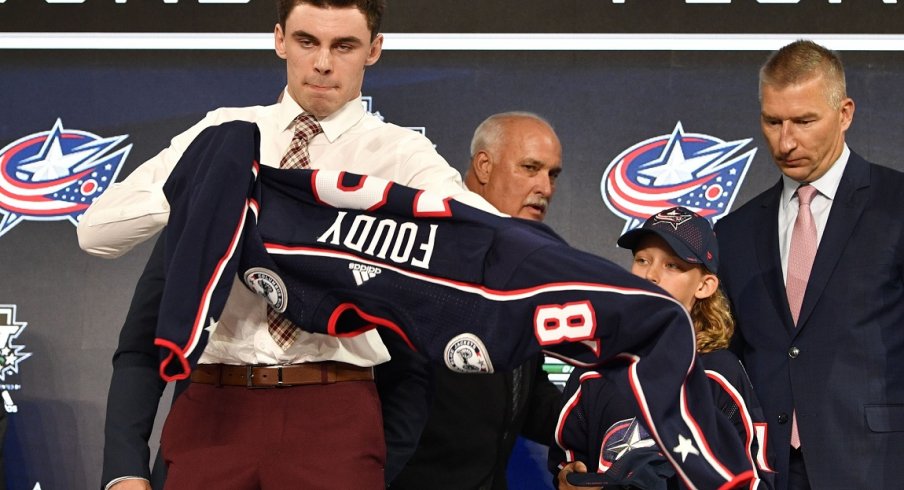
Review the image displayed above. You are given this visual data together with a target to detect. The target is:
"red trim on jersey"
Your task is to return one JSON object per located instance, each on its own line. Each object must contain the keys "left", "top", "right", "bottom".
{"left": 182, "top": 197, "right": 251, "bottom": 357}
{"left": 753, "top": 422, "right": 774, "bottom": 473}
{"left": 706, "top": 370, "right": 763, "bottom": 486}
{"left": 309, "top": 169, "right": 392, "bottom": 212}
{"left": 310, "top": 169, "right": 322, "bottom": 204}
{"left": 412, "top": 190, "right": 453, "bottom": 218}
{"left": 264, "top": 244, "right": 675, "bottom": 302}
{"left": 554, "top": 370, "right": 602, "bottom": 465}
{"left": 327, "top": 302, "right": 417, "bottom": 351}
{"left": 155, "top": 338, "right": 190, "bottom": 382}
{"left": 336, "top": 171, "right": 366, "bottom": 192}
{"left": 621, "top": 351, "right": 746, "bottom": 490}
{"left": 718, "top": 470, "right": 755, "bottom": 490}
{"left": 368, "top": 181, "right": 392, "bottom": 212}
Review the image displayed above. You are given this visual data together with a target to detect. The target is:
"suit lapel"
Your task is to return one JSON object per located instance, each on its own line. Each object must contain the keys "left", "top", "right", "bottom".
{"left": 754, "top": 180, "right": 796, "bottom": 333}
{"left": 795, "top": 153, "right": 871, "bottom": 331}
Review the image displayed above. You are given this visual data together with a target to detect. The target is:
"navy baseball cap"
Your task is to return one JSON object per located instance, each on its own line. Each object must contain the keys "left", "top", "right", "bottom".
{"left": 617, "top": 206, "right": 719, "bottom": 273}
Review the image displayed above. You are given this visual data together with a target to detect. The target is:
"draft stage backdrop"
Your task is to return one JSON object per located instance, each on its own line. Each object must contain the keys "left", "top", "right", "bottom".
{"left": 1, "top": 1, "right": 903, "bottom": 489}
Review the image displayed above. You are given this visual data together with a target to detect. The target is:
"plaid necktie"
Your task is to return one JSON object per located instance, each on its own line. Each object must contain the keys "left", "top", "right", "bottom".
{"left": 787, "top": 184, "right": 818, "bottom": 449}
{"left": 267, "top": 114, "right": 322, "bottom": 349}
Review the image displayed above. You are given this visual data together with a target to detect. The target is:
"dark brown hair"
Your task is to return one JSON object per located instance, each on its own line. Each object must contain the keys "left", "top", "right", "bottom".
{"left": 276, "top": 0, "right": 386, "bottom": 40}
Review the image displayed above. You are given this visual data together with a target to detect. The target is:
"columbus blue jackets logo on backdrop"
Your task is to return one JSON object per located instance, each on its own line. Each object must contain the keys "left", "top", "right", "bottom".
{"left": 243, "top": 267, "right": 288, "bottom": 312}
{"left": 601, "top": 122, "right": 754, "bottom": 233}
{"left": 444, "top": 333, "right": 493, "bottom": 374}
{"left": 0, "top": 119, "right": 129, "bottom": 238}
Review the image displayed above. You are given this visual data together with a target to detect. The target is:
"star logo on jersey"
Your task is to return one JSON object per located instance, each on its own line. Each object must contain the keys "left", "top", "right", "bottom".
{"left": 601, "top": 122, "right": 755, "bottom": 234}
{"left": 0, "top": 119, "right": 130, "bottom": 238}
{"left": 600, "top": 417, "right": 658, "bottom": 471}
{"left": 205, "top": 317, "right": 220, "bottom": 335}
{"left": 348, "top": 262, "right": 381, "bottom": 286}
{"left": 0, "top": 305, "right": 31, "bottom": 382}
{"left": 672, "top": 434, "right": 700, "bottom": 462}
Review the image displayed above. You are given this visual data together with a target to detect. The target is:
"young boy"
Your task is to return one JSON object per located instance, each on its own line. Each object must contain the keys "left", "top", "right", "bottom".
{"left": 549, "top": 207, "right": 775, "bottom": 489}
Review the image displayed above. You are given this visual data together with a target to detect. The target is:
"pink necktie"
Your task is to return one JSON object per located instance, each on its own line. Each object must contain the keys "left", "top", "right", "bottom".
{"left": 787, "top": 184, "right": 817, "bottom": 449}
{"left": 267, "top": 114, "right": 322, "bottom": 349}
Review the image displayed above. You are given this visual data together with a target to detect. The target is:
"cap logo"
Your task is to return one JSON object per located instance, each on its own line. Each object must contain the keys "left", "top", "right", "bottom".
{"left": 652, "top": 208, "right": 693, "bottom": 230}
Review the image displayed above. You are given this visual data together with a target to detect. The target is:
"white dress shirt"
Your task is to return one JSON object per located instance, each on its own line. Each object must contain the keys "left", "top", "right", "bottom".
{"left": 78, "top": 90, "right": 495, "bottom": 367}
{"left": 778, "top": 144, "right": 850, "bottom": 281}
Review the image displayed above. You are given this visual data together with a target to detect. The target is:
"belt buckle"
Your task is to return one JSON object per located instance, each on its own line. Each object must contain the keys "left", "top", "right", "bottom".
{"left": 246, "top": 365, "right": 255, "bottom": 388}
{"left": 276, "top": 365, "right": 294, "bottom": 387}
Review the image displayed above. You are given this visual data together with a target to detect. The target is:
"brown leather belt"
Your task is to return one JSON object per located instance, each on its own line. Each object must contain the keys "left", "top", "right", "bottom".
{"left": 190, "top": 362, "right": 374, "bottom": 388}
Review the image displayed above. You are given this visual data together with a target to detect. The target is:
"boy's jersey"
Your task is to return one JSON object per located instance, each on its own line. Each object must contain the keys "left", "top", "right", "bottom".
{"left": 550, "top": 350, "right": 775, "bottom": 489}
{"left": 157, "top": 121, "right": 757, "bottom": 489}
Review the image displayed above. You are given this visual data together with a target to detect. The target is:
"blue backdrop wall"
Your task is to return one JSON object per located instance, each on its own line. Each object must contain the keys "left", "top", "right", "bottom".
{"left": 1, "top": 1, "right": 904, "bottom": 489}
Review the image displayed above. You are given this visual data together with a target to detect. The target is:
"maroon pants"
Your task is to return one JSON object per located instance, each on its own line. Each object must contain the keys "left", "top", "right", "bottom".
{"left": 160, "top": 380, "right": 385, "bottom": 489}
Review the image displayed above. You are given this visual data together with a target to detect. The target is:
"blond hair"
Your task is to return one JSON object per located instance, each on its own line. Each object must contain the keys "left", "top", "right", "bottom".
{"left": 692, "top": 285, "right": 735, "bottom": 354}
{"left": 759, "top": 39, "right": 847, "bottom": 110}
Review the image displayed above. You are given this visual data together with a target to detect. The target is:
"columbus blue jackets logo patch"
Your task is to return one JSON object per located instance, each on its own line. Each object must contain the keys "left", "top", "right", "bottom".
{"left": 601, "top": 122, "right": 754, "bottom": 234}
{"left": 600, "top": 417, "right": 658, "bottom": 472}
{"left": 243, "top": 267, "right": 288, "bottom": 312}
{"left": 0, "top": 119, "right": 129, "bottom": 238}
{"left": 444, "top": 333, "right": 494, "bottom": 374}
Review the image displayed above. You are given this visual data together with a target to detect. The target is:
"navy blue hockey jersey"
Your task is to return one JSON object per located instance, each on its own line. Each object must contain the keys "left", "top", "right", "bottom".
{"left": 158, "top": 121, "right": 758, "bottom": 489}
{"left": 550, "top": 350, "right": 775, "bottom": 489}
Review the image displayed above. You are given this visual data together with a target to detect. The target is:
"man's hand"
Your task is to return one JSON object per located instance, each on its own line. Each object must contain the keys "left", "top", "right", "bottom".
{"left": 109, "top": 479, "right": 151, "bottom": 490}
{"left": 557, "top": 461, "right": 602, "bottom": 490}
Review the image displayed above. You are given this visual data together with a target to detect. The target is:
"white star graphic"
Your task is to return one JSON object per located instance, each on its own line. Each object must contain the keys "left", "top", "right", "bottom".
{"left": 672, "top": 434, "right": 700, "bottom": 462}
{"left": 205, "top": 317, "right": 220, "bottom": 334}
{"left": 633, "top": 122, "right": 756, "bottom": 197}
{"left": 636, "top": 124, "right": 726, "bottom": 187}
{"left": 18, "top": 136, "right": 95, "bottom": 182}
{"left": 638, "top": 140, "right": 718, "bottom": 186}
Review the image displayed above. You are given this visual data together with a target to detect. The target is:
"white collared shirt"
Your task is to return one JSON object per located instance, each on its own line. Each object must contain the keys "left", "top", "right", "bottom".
{"left": 78, "top": 90, "right": 495, "bottom": 367}
{"left": 778, "top": 144, "right": 850, "bottom": 281}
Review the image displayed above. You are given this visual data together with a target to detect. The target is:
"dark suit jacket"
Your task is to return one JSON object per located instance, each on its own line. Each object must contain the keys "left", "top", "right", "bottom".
{"left": 101, "top": 232, "right": 429, "bottom": 488}
{"left": 392, "top": 354, "right": 561, "bottom": 490}
{"left": 715, "top": 152, "right": 904, "bottom": 489}
{"left": 101, "top": 232, "right": 170, "bottom": 489}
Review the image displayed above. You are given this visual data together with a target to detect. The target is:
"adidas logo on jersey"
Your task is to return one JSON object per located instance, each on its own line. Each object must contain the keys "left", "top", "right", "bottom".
{"left": 349, "top": 262, "right": 381, "bottom": 286}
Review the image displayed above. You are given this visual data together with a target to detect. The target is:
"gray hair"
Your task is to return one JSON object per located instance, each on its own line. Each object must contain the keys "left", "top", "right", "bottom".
{"left": 469, "top": 111, "right": 554, "bottom": 157}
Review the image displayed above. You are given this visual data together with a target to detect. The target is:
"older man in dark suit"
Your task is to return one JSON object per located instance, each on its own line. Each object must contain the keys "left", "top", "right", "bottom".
{"left": 715, "top": 40, "right": 904, "bottom": 489}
